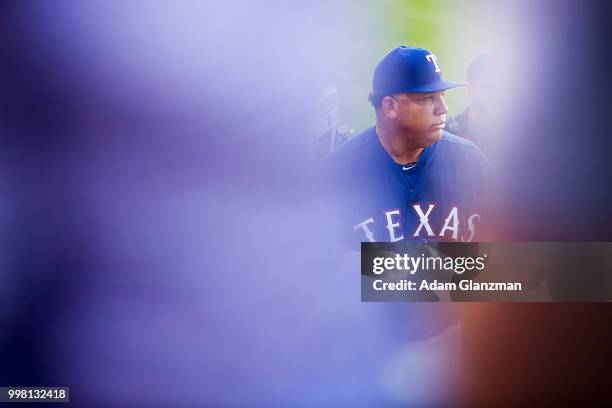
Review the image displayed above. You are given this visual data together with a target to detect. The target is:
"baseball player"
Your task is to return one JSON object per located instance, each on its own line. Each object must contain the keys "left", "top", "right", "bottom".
{"left": 445, "top": 54, "right": 496, "bottom": 155}
{"left": 329, "top": 46, "right": 490, "bottom": 247}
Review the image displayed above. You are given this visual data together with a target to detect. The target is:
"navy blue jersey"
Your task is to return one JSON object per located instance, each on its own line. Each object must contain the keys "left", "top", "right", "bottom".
{"left": 329, "top": 126, "right": 489, "bottom": 247}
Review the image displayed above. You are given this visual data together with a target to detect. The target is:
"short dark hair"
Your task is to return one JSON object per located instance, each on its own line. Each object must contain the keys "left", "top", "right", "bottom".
{"left": 368, "top": 91, "right": 385, "bottom": 109}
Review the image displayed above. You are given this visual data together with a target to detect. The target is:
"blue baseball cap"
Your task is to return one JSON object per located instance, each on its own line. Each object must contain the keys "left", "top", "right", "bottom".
{"left": 372, "top": 46, "right": 463, "bottom": 96}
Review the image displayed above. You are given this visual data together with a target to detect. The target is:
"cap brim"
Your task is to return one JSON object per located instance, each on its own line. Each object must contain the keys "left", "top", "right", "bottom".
{"left": 409, "top": 80, "right": 464, "bottom": 93}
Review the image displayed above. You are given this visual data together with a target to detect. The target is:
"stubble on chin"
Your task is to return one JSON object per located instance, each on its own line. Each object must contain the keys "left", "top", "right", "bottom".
{"left": 423, "top": 129, "right": 443, "bottom": 146}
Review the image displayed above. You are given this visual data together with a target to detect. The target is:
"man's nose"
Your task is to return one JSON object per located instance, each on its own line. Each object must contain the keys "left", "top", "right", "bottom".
{"left": 435, "top": 95, "right": 449, "bottom": 116}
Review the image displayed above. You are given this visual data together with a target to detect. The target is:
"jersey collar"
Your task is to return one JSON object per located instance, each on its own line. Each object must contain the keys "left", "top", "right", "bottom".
{"left": 372, "top": 126, "right": 438, "bottom": 171}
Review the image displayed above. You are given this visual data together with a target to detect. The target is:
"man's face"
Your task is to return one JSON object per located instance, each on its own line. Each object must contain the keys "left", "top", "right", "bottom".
{"left": 386, "top": 91, "right": 448, "bottom": 146}
{"left": 468, "top": 79, "right": 495, "bottom": 121}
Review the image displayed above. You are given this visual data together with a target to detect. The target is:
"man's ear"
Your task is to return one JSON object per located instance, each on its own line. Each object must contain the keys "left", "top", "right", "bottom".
{"left": 381, "top": 96, "right": 398, "bottom": 120}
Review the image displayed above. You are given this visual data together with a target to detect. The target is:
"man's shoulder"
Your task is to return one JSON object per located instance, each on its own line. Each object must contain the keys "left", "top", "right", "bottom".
{"left": 438, "top": 131, "right": 483, "bottom": 156}
{"left": 433, "top": 131, "right": 490, "bottom": 172}
{"left": 328, "top": 126, "right": 379, "bottom": 166}
{"left": 322, "top": 126, "right": 384, "bottom": 201}
{"left": 333, "top": 126, "right": 376, "bottom": 154}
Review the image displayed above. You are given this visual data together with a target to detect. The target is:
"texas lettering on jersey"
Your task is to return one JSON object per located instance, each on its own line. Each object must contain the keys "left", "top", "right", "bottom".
{"left": 353, "top": 204, "right": 480, "bottom": 243}
{"left": 329, "top": 127, "right": 489, "bottom": 248}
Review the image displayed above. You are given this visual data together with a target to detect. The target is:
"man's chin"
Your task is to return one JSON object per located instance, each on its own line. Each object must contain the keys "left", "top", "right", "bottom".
{"left": 425, "top": 129, "right": 443, "bottom": 145}
{"left": 409, "top": 129, "right": 443, "bottom": 147}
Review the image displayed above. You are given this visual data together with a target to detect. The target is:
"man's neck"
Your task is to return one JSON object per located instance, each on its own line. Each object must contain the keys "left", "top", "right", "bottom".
{"left": 375, "top": 123, "right": 423, "bottom": 164}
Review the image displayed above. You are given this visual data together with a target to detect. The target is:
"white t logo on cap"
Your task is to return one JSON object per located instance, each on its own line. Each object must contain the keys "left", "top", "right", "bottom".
{"left": 426, "top": 54, "right": 441, "bottom": 73}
